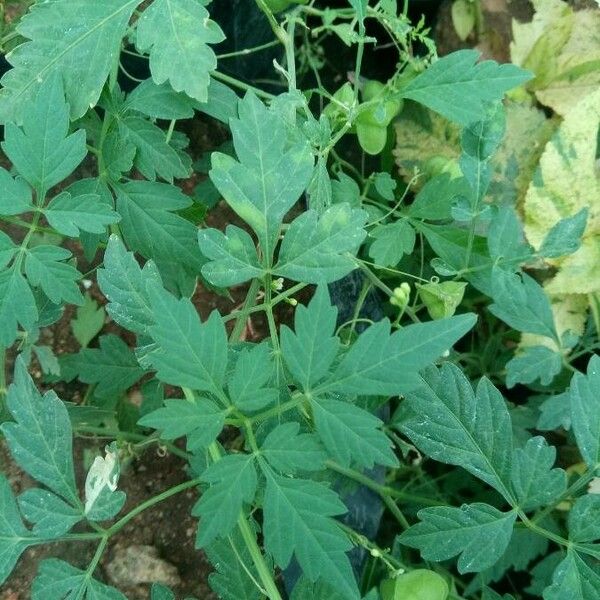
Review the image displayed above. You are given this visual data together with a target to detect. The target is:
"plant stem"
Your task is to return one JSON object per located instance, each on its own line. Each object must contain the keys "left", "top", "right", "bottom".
{"left": 230, "top": 278, "right": 262, "bottom": 342}
{"left": 106, "top": 478, "right": 202, "bottom": 537}
{"left": 212, "top": 70, "right": 275, "bottom": 100}
{"left": 217, "top": 39, "right": 280, "bottom": 59}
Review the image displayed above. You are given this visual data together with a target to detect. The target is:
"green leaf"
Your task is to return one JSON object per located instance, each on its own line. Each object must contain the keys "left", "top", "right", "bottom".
{"left": 1, "top": 358, "right": 78, "bottom": 505}
{"left": 68, "top": 334, "right": 144, "bottom": 399}
{"left": 44, "top": 192, "right": 120, "bottom": 237}
{"left": 2, "top": 75, "right": 86, "bottom": 193}
{"left": 408, "top": 174, "right": 465, "bottom": 221}
{"left": 0, "top": 268, "right": 37, "bottom": 347}
{"left": 569, "top": 495, "right": 600, "bottom": 543}
{"left": 125, "top": 79, "right": 196, "bottom": 120}
{"left": 115, "top": 181, "right": 205, "bottom": 279}
{"left": 198, "top": 225, "right": 264, "bottom": 287}
{"left": 17, "top": 489, "right": 81, "bottom": 537}
{"left": 146, "top": 284, "right": 227, "bottom": 394}
{"left": 32, "top": 345, "right": 60, "bottom": 377}
{"left": 505, "top": 346, "right": 563, "bottom": 389}
{"left": 24, "top": 245, "right": 83, "bottom": 305}
{"left": 510, "top": 436, "right": 566, "bottom": 511}
{"left": 32, "top": 558, "right": 127, "bottom": 600}
{"left": 194, "top": 79, "right": 239, "bottom": 124}
{"left": 101, "top": 129, "right": 136, "bottom": 182}
{"left": 261, "top": 470, "right": 358, "bottom": 599}
{"left": 0, "top": 0, "right": 141, "bottom": 123}
{"left": 0, "top": 475, "right": 33, "bottom": 586}
{"left": 544, "top": 551, "right": 600, "bottom": 600}
{"left": 151, "top": 583, "right": 175, "bottom": 600}
{"left": 97, "top": 235, "right": 162, "bottom": 335}
{"left": 401, "top": 50, "right": 531, "bottom": 126}
{"left": 281, "top": 286, "right": 339, "bottom": 391}
{"left": 311, "top": 397, "right": 398, "bottom": 469}
{"left": 348, "top": 0, "right": 367, "bottom": 21}
{"left": 0, "top": 167, "right": 32, "bottom": 215}
{"left": 307, "top": 157, "right": 333, "bottom": 213}
{"left": 210, "top": 92, "right": 313, "bottom": 262}
{"left": 539, "top": 208, "right": 589, "bottom": 259}
{"left": 399, "top": 503, "right": 517, "bottom": 573}
{"left": 261, "top": 422, "right": 327, "bottom": 474}
{"left": 206, "top": 528, "right": 262, "bottom": 600}
{"left": 0, "top": 231, "right": 18, "bottom": 270}
{"left": 291, "top": 576, "right": 347, "bottom": 600}
{"left": 72, "top": 294, "right": 105, "bottom": 348}
{"left": 400, "top": 363, "right": 513, "bottom": 499}
{"left": 319, "top": 313, "right": 477, "bottom": 396}
{"left": 194, "top": 454, "right": 257, "bottom": 547}
{"left": 118, "top": 116, "right": 191, "bottom": 182}
{"left": 138, "top": 398, "right": 224, "bottom": 452}
{"left": 228, "top": 343, "right": 278, "bottom": 412}
{"left": 489, "top": 268, "right": 557, "bottom": 340}
{"left": 136, "top": 0, "right": 224, "bottom": 103}
{"left": 487, "top": 205, "right": 531, "bottom": 262}
{"left": 538, "top": 392, "right": 571, "bottom": 432}
{"left": 569, "top": 355, "right": 600, "bottom": 469}
{"left": 275, "top": 204, "right": 367, "bottom": 283}
{"left": 368, "top": 220, "right": 416, "bottom": 267}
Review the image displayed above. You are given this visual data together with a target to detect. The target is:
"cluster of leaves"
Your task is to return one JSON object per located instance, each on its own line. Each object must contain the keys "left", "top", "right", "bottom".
{"left": 0, "top": 0, "right": 599, "bottom": 600}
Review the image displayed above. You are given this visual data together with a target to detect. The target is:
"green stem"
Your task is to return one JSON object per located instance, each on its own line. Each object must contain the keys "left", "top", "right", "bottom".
{"left": 230, "top": 278, "right": 262, "bottom": 342}
{"left": 217, "top": 39, "right": 280, "bottom": 59}
{"left": 255, "top": 0, "right": 287, "bottom": 44}
{"left": 106, "top": 478, "right": 202, "bottom": 537}
{"left": 212, "top": 71, "right": 275, "bottom": 100}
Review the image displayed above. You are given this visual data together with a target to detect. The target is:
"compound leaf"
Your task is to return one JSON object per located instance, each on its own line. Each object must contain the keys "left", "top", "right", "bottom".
{"left": 206, "top": 528, "right": 262, "bottom": 600}
{"left": 510, "top": 436, "right": 566, "bottom": 511}
{"left": 402, "top": 50, "right": 531, "bottom": 126}
{"left": 311, "top": 397, "right": 397, "bottom": 469}
{"left": 0, "top": 0, "right": 141, "bottom": 123}
{"left": 0, "top": 167, "right": 32, "bottom": 215}
{"left": 71, "top": 294, "right": 105, "bottom": 348}
{"left": 544, "top": 551, "right": 600, "bottom": 600}
{"left": 274, "top": 204, "right": 368, "bottom": 283}
{"left": 319, "top": 313, "right": 476, "bottom": 396}
{"left": 399, "top": 503, "right": 517, "bottom": 573}
{"left": 281, "top": 286, "right": 339, "bottom": 391}
{"left": 136, "top": 0, "right": 225, "bottom": 103}
{"left": 569, "top": 355, "right": 600, "bottom": 469}
{"left": 261, "top": 422, "right": 327, "bottom": 474}
{"left": 17, "top": 489, "right": 81, "bottom": 537}
{"left": 210, "top": 92, "right": 313, "bottom": 262}
{"left": 1, "top": 358, "right": 78, "bottom": 506}
{"left": 194, "top": 454, "right": 257, "bottom": 547}
{"left": 228, "top": 343, "right": 278, "bottom": 412}
{"left": 0, "top": 475, "right": 33, "bottom": 586}
{"left": 539, "top": 208, "right": 588, "bottom": 259}
{"left": 139, "top": 397, "right": 224, "bottom": 452}
{"left": 368, "top": 220, "right": 416, "bottom": 267}
{"left": 24, "top": 246, "right": 83, "bottom": 306}
{"left": 118, "top": 116, "right": 191, "bottom": 182}
{"left": 44, "top": 192, "right": 119, "bottom": 237}
{"left": 68, "top": 334, "right": 145, "bottom": 399}
{"left": 569, "top": 495, "right": 600, "bottom": 543}
{"left": 198, "top": 225, "right": 264, "bottom": 287}
{"left": 489, "top": 268, "right": 557, "bottom": 340}
{"left": 505, "top": 346, "right": 562, "bottom": 389}
{"left": 2, "top": 75, "right": 86, "bottom": 194}
{"left": 0, "top": 269, "right": 37, "bottom": 347}
{"left": 125, "top": 79, "right": 196, "bottom": 120}
{"left": 400, "top": 363, "right": 513, "bottom": 499}
{"left": 115, "top": 181, "right": 205, "bottom": 280}
{"left": 261, "top": 471, "right": 358, "bottom": 599}
{"left": 97, "top": 235, "right": 162, "bottom": 335}
{"left": 32, "top": 558, "right": 126, "bottom": 600}
{"left": 146, "top": 286, "right": 227, "bottom": 394}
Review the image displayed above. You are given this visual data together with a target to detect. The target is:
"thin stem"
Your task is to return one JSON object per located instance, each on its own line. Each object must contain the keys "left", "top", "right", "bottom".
{"left": 212, "top": 70, "right": 274, "bottom": 100}
{"left": 217, "top": 39, "right": 280, "bottom": 59}
{"left": 230, "top": 278, "right": 262, "bottom": 341}
{"left": 106, "top": 478, "right": 202, "bottom": 537}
